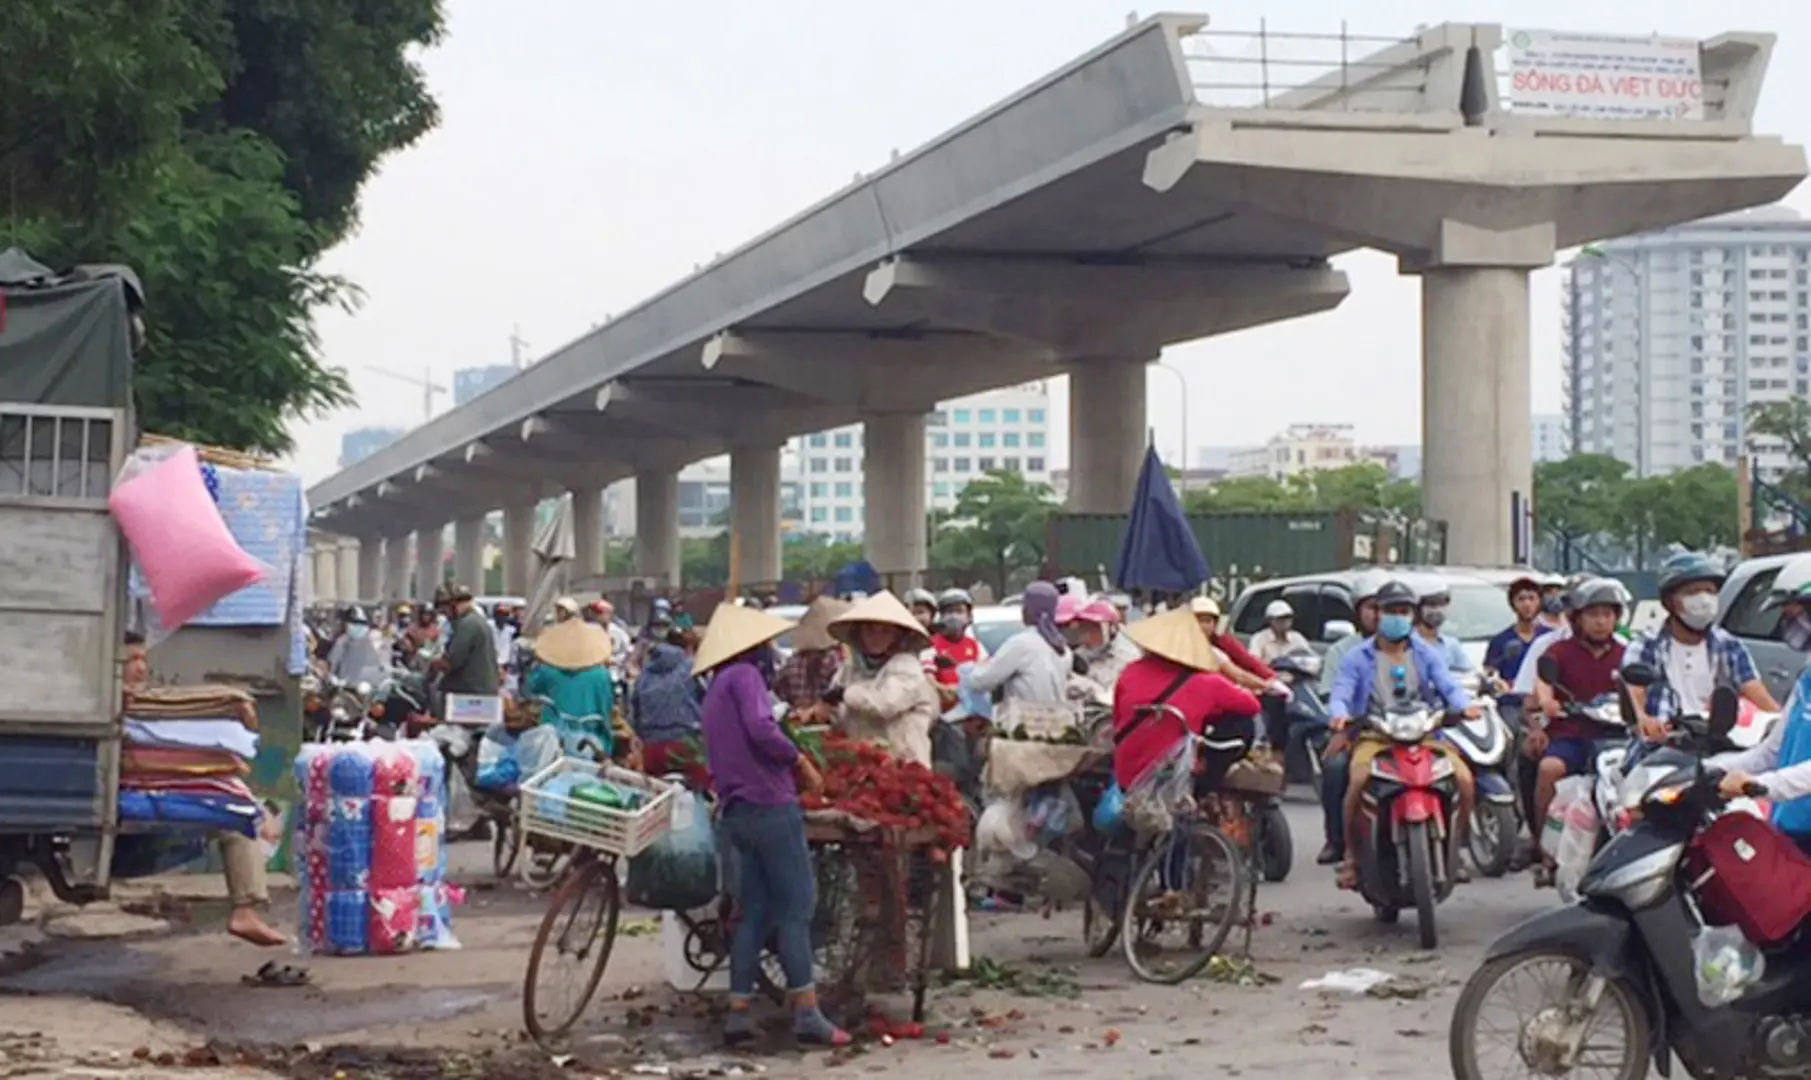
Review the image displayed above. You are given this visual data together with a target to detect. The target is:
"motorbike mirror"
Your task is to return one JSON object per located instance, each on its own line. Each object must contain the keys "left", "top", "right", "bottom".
{"left": 1621, "top": 662, "right": 1660, "bottom": 689}
{"left": 1536, "top": 655, "right": 1561, "bottom": 686}
{"left": 1709, "top": 686, "right": 1739, "bottom": 738}
{"left": 1321, "top": 619, "right": 1355, "bottom": 643}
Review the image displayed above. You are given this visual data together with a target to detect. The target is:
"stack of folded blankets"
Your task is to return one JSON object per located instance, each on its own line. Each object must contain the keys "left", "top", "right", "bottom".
{"left": 292, "top": 741, "right": 461, "bottom": 956}
{"left": 117, "top": 685, "right": 262, "bottom": 836}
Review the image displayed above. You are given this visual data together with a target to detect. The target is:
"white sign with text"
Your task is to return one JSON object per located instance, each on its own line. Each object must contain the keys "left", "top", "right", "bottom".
{"left": 1506, "top": 29, "right": 1704, "bottom": 120}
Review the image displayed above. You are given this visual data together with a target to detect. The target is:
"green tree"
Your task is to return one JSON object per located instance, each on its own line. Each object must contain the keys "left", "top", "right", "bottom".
{"left": 1182, "top": 475, "right": 1312, "bottom": 513}
{"left": 782, "top": 533, "right": 864, "bottom": 581}
{"left": 929, "top": 471, "right": 1057, "bottom": 593}
{"left": 1534, "top": 453, "right": 1630, "bottom": 551}
{"left": 682, "top": 533, "right": 730, "bottom": 588}
{"left": 1618, "top": 464, "right": 1739, "bottom": 554}
{"left": 1, "top": 0, "right": 445, "bottom": 454}
{"left": 1181, "top": 464, "right": 1421, "bottom": 515}
{"left": 1747, "top": 399, "right": 1811, "bottom": 508}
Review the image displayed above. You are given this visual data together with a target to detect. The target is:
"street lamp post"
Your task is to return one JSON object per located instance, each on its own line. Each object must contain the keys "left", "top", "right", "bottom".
{"left": 1152, "top": 361, "right": 1189, "bottom": 492}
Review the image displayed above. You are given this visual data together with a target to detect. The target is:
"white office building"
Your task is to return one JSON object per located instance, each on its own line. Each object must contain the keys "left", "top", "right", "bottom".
{"left": 1564, "top": 205, "right": 1811, "bottom": 479}
{"left": 793, "top": 383, "right": 1054, "bottom": 541}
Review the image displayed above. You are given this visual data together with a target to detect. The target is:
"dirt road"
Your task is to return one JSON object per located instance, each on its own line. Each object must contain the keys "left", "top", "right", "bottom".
{"left": 0, "top": 801, "right": 1547, "bottom": 1079}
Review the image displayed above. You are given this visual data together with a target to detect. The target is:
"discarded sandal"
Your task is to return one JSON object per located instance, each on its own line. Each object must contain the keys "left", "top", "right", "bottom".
{"left": 241, "top": 960, "right": 310, "bottom": 988}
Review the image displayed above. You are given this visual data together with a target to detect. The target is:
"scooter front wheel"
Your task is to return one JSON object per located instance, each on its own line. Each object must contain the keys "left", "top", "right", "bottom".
{"left": 1449, "top": 951, "right": 1649, "bottom": 1080}
{"left": 1467, "top": 801, "right": 1518, "bottom": 879}
{"left": 1406, "top": 820, "right": 1439, "bottom": 950}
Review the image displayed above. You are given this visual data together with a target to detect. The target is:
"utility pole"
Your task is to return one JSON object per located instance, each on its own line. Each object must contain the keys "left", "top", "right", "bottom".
{"left": 509, "top": 326, "right": 530, "bottom": 369}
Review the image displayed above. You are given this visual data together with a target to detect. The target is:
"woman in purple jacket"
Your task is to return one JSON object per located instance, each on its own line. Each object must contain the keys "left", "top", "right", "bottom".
{"left": 692, "top": 603, "right": 847, "bottom": 1049}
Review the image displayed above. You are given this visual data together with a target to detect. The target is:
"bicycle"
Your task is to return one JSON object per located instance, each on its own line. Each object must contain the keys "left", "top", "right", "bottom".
{"left": 1118, "top": 732, "right": 1251, "bottom": 985}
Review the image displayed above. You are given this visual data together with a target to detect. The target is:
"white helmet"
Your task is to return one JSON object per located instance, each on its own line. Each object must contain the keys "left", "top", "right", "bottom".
{"left": 1264, "top": 599, "right": 1295, "bottom": 620}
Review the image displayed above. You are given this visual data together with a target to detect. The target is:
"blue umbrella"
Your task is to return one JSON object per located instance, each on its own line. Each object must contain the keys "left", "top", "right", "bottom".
{"left": 1113, "top": 444, "right": 1211, "bottom": 593}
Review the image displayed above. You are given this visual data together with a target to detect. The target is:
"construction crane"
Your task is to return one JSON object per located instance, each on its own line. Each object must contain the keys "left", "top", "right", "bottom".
{"left": 362, "top": 365, "right": 448, "bottom": 423}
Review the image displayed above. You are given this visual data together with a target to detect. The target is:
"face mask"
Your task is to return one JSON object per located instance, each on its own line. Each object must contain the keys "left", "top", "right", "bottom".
{"left": 1378, "top": 614, "right": 1414, "bottom": 641}
{"left": 1541, "top": 596, "right": 1565, "bottom": 615}
{"left": 1676, "top": 593, "right": 1718, "bottom": 631}
{"left": 1786, "top": 613, "right": 1811, "bottom": 652}
{"left": 940, "top": 615, "right": 967, "bottom": 636}
{"left": 347, "top": 624, "right": 369, "bottom": 640}
{"left": 1421, "top": 609, "right": 1447, "bottom": 630}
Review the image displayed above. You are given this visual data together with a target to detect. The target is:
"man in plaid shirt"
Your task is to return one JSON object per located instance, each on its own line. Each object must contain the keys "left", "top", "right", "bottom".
{"left": 1624, "top": 552, "right": 1777, "bottom": 743}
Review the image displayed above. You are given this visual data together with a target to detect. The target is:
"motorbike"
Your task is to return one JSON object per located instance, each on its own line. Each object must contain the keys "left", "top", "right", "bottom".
{"left": 1351, "top": 689, "right": 1465, "bottom": 949}
{"left": 367, "top": 669, "right": 434, "bottom": 740}
{"left": 1446, "top": 673, "right": 1519, "bottom": 878}
{"left": 313, "top": 675, "right": 374, "bottom": 742}
{"left": 1263, "top": 650, "right": 1331, "bottom": 789}
{"left": 1448, "top": 676, "right": 1811, "bottom": 1080}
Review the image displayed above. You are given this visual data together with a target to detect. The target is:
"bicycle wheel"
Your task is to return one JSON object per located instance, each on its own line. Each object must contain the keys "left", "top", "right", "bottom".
{"left": 523, "top": 857, "right": 620, "bottom": 1043}
{"left": 1120, "top": 823, "right": 1245, "bottom": 985}
{"left": 492, "top": 813, "right": 522, "bottom": 879}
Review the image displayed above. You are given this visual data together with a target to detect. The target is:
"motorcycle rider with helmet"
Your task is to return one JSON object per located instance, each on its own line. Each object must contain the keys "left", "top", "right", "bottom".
{"left": 1624, "top": 551, "right": 1777, "bottom": 746}
{"left": 1251, "top": 599, "right": 1309, "bottom": 663}
{"left": 1712, "top": 578, "right": 1811, "bottom": 854}
{"left": 1525, "top": 577, "right": 1628, "bottom": 886}
{"left": 1322, "top": 579, "right": 1480, "bottom": 888}
{"left": 1413, "top": 585, "right": 1476, "bottom": 674}
{"left": 1321, "top": 570, "right": 1389, "bottom": 698}
{"left": 905, "top": 588, "right": 939, "bottom": 634}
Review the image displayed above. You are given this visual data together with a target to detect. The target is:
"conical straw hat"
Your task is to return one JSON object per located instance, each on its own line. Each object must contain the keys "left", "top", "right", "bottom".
{"left": 1123, "top": 606, "right": 1220, "bottom": 673}
{"left": 532, "top": 619, "right": 612, "bottom": 669}
{"left": 791, "top": 596, "right": 852, "bottom": 653}
{"left": 693, "top": 602, "right": 796, "bottom": 676}
{"left": 829, "top": 590, "right": 932, "bottom": 653}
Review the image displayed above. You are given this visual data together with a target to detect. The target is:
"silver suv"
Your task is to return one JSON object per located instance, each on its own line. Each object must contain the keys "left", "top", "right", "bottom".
{"left": 1716, "top": 552, "right": 1811, "bottom": 704}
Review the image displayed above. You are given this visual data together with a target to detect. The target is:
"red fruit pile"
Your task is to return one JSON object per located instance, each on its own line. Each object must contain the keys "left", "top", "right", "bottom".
{"left": 799, "top": 734, "right": 970, "bottom": 852}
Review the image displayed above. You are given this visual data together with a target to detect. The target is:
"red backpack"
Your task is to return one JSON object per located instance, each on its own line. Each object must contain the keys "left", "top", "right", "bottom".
{"left": 1686, "top": 813, "right": 1811, "bottom": 947}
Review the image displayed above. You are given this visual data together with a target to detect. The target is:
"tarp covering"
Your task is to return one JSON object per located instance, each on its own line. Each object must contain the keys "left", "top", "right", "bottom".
{"left": 0, "top": 248, "right": 138, "bottom": 409}
{"left": 1113, "top": 444, "right": 1211, "bottom": 593}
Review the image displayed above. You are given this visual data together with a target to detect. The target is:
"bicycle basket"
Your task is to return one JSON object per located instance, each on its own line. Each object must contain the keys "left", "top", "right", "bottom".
{"left": 520, "top": 758, "right": 678, "bottom": 857}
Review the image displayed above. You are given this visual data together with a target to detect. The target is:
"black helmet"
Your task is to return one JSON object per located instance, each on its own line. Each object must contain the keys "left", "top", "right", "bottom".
{"left": 343, "top": 604, "right": 370, "bottom": 625}
{"left": 1373, "top": 580, "right": 1418, "bottom": 610}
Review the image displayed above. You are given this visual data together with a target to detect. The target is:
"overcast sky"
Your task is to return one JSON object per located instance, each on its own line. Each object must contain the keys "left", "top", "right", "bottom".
{"left": 288, "top": 0, "right": 1811, "bottom": 483}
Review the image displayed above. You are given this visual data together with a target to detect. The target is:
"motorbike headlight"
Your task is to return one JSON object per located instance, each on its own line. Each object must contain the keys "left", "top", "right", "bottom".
{"left": 1382, "top": 709, "right": 1435, "bottom": 741}
{"left": 356, "top": 681, "right": 373, "bottom": 698}
{"left": 330, "top": 706, "right": 350, "bottom": 723}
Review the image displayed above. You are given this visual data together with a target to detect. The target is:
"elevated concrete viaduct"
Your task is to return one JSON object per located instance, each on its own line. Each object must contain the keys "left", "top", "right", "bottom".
{"left": 308, "top": 15, "right": 1803, "bottom": 601}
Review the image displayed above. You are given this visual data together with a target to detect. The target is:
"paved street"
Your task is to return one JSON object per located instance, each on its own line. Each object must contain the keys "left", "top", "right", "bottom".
{"left": 0, "top": 799, "right": 1552, "bottom": 1079}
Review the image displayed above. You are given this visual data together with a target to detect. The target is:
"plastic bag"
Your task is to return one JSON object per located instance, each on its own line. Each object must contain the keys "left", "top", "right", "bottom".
{"left": 626, "top": 791, "right": 718, "bottom": 912}
{"left": 1554, "top": 794, "right": 1601, "bottom": 902}
{"left": 1122, "top": 737, "right": 1196, "bottom": 835}
{"left": 1092, "top": 781, "right": 1126, "bottom": 834}
{"left": 1024, "top": 784, "right": 1082, "bottom": 847}
{"left": 474, "top": 724, "right": 519, "bottom": 791}
{"left": 1693, "top": 923, "right": 1765, "bottom": 1006}
{"left": 975, "top": 796, "right": 1037, "bottom": 860}
{"left": 514, "top": 725, "right": 563, "bottom": 782}
{"left": 1542, "top": 775, "right": 1593, "bottom": 859}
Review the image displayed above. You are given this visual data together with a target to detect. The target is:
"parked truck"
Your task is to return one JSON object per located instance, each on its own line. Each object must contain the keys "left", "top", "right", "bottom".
{"left": 0, "top": 250, "right": 143, "bottom": 922}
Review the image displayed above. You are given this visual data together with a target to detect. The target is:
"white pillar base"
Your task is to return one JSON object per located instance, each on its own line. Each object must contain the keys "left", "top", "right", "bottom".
{"left": 730, "top": 445, "right": 783, "bottom": 589}
{"left": 453, "top": 516, "right": 486, "bottom": 592}
{"left": 502, "top": 504, "right": 535, "bottom": 596}
{"left": 863, "top": 412, "right": 928, "bottom": 586}
{"left": 635, "top": 469, "right": 682, "bottom": 589}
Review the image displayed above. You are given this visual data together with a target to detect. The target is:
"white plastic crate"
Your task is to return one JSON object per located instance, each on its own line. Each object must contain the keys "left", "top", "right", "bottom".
{"left": 519, "top": 758, "right": 678, "bottom": 857}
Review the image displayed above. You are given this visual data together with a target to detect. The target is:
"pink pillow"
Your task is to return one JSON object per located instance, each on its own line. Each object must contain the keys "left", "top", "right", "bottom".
{"left": 109, "top": 444, "right": 264, "bottom": 631}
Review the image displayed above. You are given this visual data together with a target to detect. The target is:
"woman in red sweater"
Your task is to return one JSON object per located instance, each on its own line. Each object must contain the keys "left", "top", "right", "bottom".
{"left": 1113, "top": 607, "right": 1263, "bottom": 794}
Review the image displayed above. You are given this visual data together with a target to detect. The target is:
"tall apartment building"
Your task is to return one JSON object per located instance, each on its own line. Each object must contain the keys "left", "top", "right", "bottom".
{"left": 1532, "top": 413, "right": 1569, "bottom": 463}
{"left": 453, "top": 364, "right": 518, "bottom": 407}
{"left": 793, "top": 383, "right": 1054, "bottom": 541}
{"left": 1564, "top": 205, "right": 1811, "bottom": 479}
{"left": 339, "top": 425, "right": 406, "bottom": 469}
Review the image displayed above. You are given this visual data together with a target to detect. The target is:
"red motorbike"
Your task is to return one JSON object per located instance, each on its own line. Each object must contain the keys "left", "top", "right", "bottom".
{"left": 1353, "top": 699, "right": 1464, "bottom": 949}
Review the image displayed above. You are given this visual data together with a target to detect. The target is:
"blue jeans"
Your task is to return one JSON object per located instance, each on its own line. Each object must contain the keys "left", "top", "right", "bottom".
{"left": 718, "top": 801, "right": 815, "bottom": 997}
{"left": 1321, "top": 751, "right": 1350, "bottom": 855}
